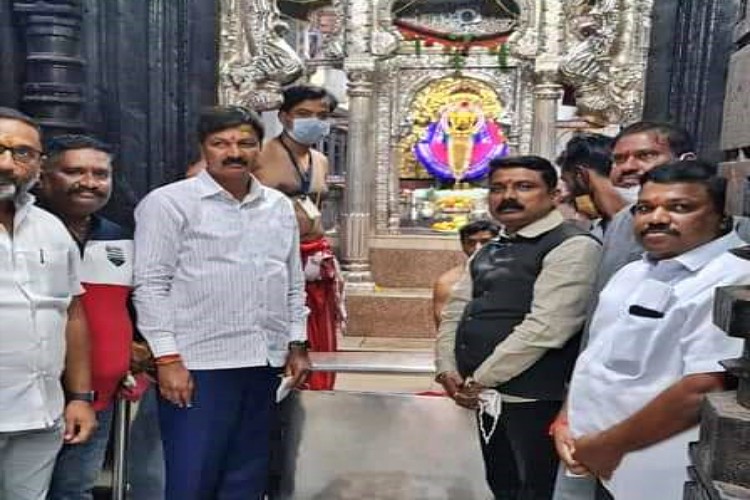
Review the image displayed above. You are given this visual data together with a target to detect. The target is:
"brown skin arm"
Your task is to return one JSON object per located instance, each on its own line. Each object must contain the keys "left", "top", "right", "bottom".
{"left": 286, "top": 345, "right": 312, "bottom": 388}
{"left": 573, "top": 372, "right": 725, "bottom": 479}
{"left": 432, "top": 266, "right": 464, "bottom": 329}
{"left": 432, "top": 280, "right": 450, "bottom": 329}
{"left": 62, "top": 296, "right": 97, "bottom": 443}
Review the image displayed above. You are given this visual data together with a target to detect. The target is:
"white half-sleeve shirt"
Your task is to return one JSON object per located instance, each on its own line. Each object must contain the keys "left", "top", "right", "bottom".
{"left": 568, "top": 231, "right": 750, "bottom": 500}
{"left": 0, "top": 194, "right": 84, "bottom": 432}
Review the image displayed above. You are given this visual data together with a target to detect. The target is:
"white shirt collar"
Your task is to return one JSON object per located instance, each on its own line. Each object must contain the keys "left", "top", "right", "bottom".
{"left": 195, "top": 169, "right": 264, "bottom": 205}
{"left": 643, "top": 230, "right": 745, "bottom": 273}
{"left": 499, "top": 209, "right": 563, "bottom": 239}
{"left": 12, "top": 190, "right": 36, "bottom": 227}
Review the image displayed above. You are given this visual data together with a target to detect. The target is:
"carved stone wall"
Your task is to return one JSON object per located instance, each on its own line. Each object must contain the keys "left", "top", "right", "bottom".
{"left": 686, "top": 5, "right": 750, "bottom": 496}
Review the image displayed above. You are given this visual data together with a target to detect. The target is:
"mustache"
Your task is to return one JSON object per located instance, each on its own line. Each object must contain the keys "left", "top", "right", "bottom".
{"left": 222, "top": 157, "right": 248, "bottom": 166}
{"left": 496, "top": 199, "right": 525, "bottom": 211}
{"left": 68, "top": 187, "right": 106, "bottom": 198}
{"left": 641, "top": 224, "right": 680, "bottom": 237}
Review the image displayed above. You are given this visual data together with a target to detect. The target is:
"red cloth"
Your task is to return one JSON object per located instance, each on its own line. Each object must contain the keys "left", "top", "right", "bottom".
{"left": 300, "top": 238, "right": 342, "bottom": 390}
{"left": 81, "top": 284, "right": 132, "bottom": 411}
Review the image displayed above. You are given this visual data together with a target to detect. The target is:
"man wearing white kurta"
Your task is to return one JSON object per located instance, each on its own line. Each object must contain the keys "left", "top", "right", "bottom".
{"left": 557, "top": 160, "right": 750, "bottom": 499}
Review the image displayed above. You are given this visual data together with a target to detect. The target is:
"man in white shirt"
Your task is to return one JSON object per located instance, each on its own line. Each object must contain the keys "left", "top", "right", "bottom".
{"left": 0, "top": 107, "right": 96, "bottom": 499}
{"left": 133, "top": 106, "right": 310, "bottom": 499}
{"left": 552, "top": 160, "right": 750, "bottom": 499}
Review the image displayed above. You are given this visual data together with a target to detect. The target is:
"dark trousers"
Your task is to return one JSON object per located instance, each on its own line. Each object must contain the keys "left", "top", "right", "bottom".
{"left": 595, "top": 481, "right": 614, "bottom": 500}
{"left": 479, "top": 400, "right": 561, "bottom": 500}
{"left": 158, "top": 367, "right": 278, "bottom": 500}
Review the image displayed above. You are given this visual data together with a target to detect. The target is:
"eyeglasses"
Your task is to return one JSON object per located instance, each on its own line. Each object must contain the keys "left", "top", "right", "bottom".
{"left": 0, "top": 144, "right": 43, "bottom": 164}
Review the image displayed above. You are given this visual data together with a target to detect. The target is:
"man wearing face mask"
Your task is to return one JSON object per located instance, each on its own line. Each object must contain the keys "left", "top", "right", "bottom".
{"left": 257, "top": 85, "right": 343, "bottom": 391}
{"left": 558, "top": 133, "right": 634, "bottom": 239}
{"left": 0, "top": 108, "right": 96, "bottom": 499}
{"left": 553, "top": 121, "right": 697, "bottom": 500}
{"left": 555, "top": 160, "right": 750, "bottom": 499}
{"left": 551, "top": 123, "right": 750, "bottom": 499}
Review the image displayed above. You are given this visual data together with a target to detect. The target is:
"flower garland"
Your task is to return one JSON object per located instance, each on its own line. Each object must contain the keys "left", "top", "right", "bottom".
{"left": 395, "top": 22, "right": 511, "bottom": 72}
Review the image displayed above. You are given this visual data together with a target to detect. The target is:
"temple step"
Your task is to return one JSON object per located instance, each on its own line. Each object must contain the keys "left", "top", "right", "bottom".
{"left": 345, "top": 287, "right": 436, "bottom": 339}
{"left": 370, "top": 241, "right": 464, "bottom": 288}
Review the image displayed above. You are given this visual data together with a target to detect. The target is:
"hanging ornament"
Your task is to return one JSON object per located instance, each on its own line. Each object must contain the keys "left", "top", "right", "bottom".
{"left": 414, "top": 38, "right": 422, "bottom": 57}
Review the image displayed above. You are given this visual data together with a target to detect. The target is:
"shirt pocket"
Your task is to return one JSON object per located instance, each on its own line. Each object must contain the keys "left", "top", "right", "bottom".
{"left": 17, "top": 247, "right": 72, "bottom": 298}
{"left": 604, "top": 315, "right": 662, "bottom": 378}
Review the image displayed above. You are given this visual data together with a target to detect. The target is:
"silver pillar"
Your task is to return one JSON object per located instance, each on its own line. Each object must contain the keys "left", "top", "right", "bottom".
{"left": 340, "top": 71, "right": 375, "bottom": 289}
{"left": 530, "top": 81, "right": 563, "bottom": 160}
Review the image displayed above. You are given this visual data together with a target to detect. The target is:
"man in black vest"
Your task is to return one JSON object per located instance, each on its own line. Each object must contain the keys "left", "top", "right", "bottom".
{"left": 436, "top": 156, "right": 602, "bottom": 499}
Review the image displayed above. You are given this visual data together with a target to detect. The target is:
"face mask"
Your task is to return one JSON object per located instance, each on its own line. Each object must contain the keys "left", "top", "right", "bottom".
{"left": 613, "top": 185, "right": 640, "bottom": 205}
{"left": 288, "top": 118, "right": 330, "bottom": 146}
{"left": 573, "top": 194, "right": 601, "bottom": 219}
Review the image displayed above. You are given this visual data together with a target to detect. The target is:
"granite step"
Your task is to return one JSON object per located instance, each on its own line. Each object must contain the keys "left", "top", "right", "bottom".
{"left": 345, "top": 287, "right": 436, "bottom": 339}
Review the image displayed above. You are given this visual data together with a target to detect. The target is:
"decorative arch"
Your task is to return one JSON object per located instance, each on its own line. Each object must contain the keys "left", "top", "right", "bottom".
{"left": 372, "top": 0, "right": 537, "bottom": 58}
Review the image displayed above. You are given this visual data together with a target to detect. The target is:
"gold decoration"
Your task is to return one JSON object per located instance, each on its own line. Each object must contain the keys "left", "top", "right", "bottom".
{"left": 398, "top": 77, "right": 504, "bottom": 179}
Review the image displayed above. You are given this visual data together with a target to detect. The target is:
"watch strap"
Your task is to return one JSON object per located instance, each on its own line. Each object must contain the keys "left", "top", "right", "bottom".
{"left": 66, "top": 390, "right": 96, "bottom": 403}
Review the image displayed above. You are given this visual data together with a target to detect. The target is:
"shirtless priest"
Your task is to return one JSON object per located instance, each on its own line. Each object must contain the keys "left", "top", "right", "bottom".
{"left": 256, "top": 85, "right": 343, "bottom": 390}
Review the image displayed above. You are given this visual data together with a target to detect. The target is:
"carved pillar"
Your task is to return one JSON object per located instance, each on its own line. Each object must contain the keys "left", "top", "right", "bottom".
{"left": 685, "top": 5, "right": 750, "bottom": 497}
{"left": 14, "top": 0, "right": 85, "bottom": 135}
{"left": 340, "top": 71, "right": 375, "bottom": 289}
{"left": 530, "top": 77, "right": 562, "bottom": 160}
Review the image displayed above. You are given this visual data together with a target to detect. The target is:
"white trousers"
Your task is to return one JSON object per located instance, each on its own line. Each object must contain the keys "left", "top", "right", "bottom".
{"left": 0, "top": 423, "right": 64, "bottom": 500}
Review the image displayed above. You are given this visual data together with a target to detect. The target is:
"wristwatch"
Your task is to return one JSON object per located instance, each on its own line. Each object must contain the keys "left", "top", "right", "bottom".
{"left": 66, "top": 390, "right": 96, "bottom": 403}
{"left": 288, "top": 340, "right": 310, "bottom": 350}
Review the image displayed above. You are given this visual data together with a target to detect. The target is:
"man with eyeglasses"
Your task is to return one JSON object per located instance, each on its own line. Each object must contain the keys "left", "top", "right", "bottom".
{"left": 0, "top": 107, "right": 96, "bottom": 499}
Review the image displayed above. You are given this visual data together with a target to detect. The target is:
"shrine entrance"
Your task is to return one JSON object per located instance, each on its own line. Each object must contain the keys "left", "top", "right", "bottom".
{"left": 396, "top": 77, "right": 508, "bottom": 233}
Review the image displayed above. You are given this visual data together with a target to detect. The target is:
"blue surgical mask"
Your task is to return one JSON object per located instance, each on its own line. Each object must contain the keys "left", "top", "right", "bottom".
{"left": 288, "top": 117, "right": 330, "bottom": 145}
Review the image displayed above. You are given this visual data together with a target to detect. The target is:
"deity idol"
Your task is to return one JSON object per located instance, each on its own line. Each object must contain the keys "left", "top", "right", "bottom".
{"left": 414, "top": 100, "right": 508, "bottom": 182}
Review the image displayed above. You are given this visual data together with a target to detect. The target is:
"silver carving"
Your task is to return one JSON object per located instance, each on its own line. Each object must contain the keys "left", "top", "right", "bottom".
{"left": 213, "top": 0, "right": 651, "bottom": 236}
{"left": 309, "top": 3, "right": 346, "bottom": 64}
{"left": 560, "top": 0, "right": 652, "bottom": 125}
{"left": 218, "top": 0, "right": 304, "bottom": 111}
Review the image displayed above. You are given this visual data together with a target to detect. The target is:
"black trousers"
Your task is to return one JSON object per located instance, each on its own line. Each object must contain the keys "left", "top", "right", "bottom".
{"left": 479, "top": 400, "right": 561, "bottom": 500}
{"left": 595, "top": 481, "right": 614, "bottom": 500}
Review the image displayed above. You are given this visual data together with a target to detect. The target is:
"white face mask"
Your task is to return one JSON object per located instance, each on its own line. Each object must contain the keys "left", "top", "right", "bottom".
{"left": 288, "top": 117, "right": 331, "bottom": 146}
{"left": 613, "top": 185, "right": 640, "bottom": 205}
